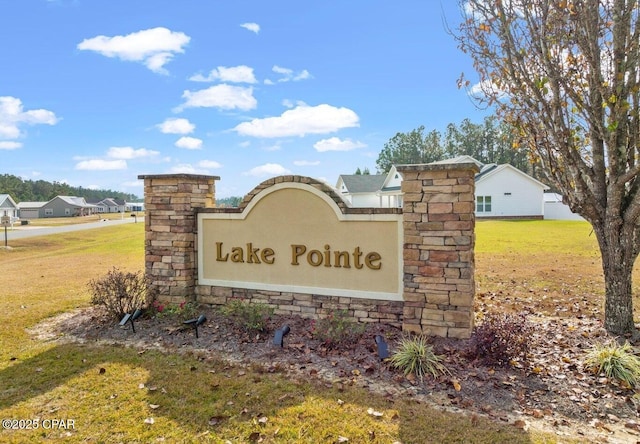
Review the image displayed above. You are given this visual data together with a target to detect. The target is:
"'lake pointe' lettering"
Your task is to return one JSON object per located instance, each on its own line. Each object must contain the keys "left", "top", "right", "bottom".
{"left": 215, "top": 242, "right": 381, "bottom": 270}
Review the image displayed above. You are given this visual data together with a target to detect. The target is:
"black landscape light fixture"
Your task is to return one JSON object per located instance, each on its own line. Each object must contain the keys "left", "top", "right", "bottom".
{"left": 183, "top": 314, "right": 207, "bottom": 338}
{"left": 119, "top": 308, "right": 143, "bottom": 333}
{"left": 273, "top": 325, "right": 291, "bottom": 348}
{"left": 374, "top": 335, "right": 389, "bottom": 360}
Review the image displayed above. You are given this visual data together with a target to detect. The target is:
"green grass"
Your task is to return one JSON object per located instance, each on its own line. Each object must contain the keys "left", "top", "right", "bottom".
{"left": 475, "top": 220, "right": 598, "bottom": 256}
{"left": 0, "top": 222, "right": 580, "bottom": 442}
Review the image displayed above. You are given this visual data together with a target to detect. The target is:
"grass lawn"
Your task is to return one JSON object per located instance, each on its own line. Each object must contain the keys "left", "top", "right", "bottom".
{"left": 0, "top": 221, "right": 606, "bottom": 443}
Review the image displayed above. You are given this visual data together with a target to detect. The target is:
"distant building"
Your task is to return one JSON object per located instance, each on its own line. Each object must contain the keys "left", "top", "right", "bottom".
{"left": 335, "top": 174, "right": 387, "bottom": 207}
{"left": 335, "top": 156, "right": 579, "bottom": 220}
{"left": 18, "top": 196, "right": 97, "bottom": 219}
{"left": 0, "top": 194, "right": 19, "bottom": 221}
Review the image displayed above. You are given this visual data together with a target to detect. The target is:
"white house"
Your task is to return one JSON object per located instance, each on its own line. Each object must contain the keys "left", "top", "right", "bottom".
{"left": 473, "top": 163, "right": 549, "bottom": 218}
{"left": 337, "top": 156, "right": 553, "bottom": 219}
{"left": 335, "top": 174, "right": 387, "bottom": 207}
{"left": 0, "top": 194, "right": 19, "bottom": 221}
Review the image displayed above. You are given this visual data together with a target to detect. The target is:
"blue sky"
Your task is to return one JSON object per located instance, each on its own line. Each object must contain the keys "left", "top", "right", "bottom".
{"left": 0, "top": 0, "right": 487, "bottom": 199}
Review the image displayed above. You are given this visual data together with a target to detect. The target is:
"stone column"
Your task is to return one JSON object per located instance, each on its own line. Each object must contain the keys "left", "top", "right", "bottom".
{"left": 397, "top": 163, "right": 478, "bottom": 338}
{"left": 138, "top": 174, "right": 219, "bottom": 303}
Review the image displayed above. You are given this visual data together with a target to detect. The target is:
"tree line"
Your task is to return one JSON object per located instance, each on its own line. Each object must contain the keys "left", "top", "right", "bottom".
{"left": 0, "top": 174, "right": 140, "bottom": 203}
{"left": 375, "top": 115, "right": 542, "bottom": 182}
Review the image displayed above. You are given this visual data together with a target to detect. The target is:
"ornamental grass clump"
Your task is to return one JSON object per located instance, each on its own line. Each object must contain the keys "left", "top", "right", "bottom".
{"left": 584, "top": 340, "right": 640, "bottom": 388}
{"left": 390, "top": 335, "right": 449, "bottom": 381}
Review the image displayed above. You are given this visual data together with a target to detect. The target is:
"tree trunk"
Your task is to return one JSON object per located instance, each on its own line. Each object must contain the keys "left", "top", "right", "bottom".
{"left": 595, "top": 223, "right": 637, "bottom": 335}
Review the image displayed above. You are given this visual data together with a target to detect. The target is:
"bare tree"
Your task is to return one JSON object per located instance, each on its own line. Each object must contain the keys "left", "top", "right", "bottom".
{"left": 455, "top": 0, "right": 640, "bottom": 334}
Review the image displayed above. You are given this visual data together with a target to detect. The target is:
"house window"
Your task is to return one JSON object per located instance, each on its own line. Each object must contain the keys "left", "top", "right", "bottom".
{"left": 476, "top": 196, "right": 492, "bottom": 212}
{"left": 65, "top": 208, "right": 71, "bottom": 215}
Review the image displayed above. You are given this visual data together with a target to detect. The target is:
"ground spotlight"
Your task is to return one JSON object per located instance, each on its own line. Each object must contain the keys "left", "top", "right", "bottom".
{"left": 119, "top": 308, "right": 143, "bottom": 333}
{"left": 183, "top": 314, "right": 207, "bottom": 338}
{"left": 374, "top": 335, "right": 389, "bottom": 360}
{"left": 273, "top": 325, "right": 290, "bottom": 347}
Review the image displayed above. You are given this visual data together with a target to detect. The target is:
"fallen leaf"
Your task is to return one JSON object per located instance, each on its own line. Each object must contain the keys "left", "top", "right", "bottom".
{"left": 208, "top": 416, "right": 226, "bottom": 426}
{"left": 258, "top": 416, "right": 268, "bottom": 424}
{"left": 149, "top": 404, "right": 160, "bottom": 410}
{"left": 367, "top": 408, "right": 383, "bottom": 417}
{"left": 452, "top": 378, "right": 462, "bottom": 391}
{"left": 144, "top": 417, "right": 155, "bottom": 425}
{"left": 338, "top": 436, "right": 349, "bottom": 443}
{"left": 337, "top": 399, "right": 345, "bottom": 406}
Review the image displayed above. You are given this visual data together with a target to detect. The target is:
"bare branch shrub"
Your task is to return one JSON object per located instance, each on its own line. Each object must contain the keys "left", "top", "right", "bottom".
{"left": 88, "top": 267, "right": 155, "bottom": 319}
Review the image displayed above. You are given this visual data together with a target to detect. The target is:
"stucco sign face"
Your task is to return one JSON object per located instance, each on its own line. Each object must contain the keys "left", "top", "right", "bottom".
{"left": 198, "top": 183, "right": 403, "bottom": 300}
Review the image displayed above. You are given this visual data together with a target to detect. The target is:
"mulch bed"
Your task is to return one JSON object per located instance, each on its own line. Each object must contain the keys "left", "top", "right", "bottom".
{"left": 37, "top": 306, "right": 640, "bottom": 443}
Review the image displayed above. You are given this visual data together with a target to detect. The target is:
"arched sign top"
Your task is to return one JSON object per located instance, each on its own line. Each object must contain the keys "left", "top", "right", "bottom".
{"left": 238, "top": 175, "right": 351, "bottom": 215}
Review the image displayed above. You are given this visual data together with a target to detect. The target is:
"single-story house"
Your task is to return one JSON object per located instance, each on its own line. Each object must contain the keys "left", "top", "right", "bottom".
{"left": 0, "top": 194, "right": 19, "bottom": 221}
{"left": 90, "top": 198, "right": 127, "bottom": 213}
{"left": 18, "top": 196, "right": 98, "bottom": 219}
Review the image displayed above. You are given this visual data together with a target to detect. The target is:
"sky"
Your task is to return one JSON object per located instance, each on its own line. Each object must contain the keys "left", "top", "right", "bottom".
{"left": 0, "top": 0, "right": 488, "bottom": 199}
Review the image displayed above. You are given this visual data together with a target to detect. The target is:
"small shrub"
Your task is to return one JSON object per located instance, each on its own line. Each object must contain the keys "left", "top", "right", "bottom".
{"left": 472, "top": 311, "right": 533, "bottom": 367}
{"left": 311, "top": 310, "right": 366, "bottom": 347}
{"left": 151, "top": 300, "right": 199, "bottom": 322}
{"left": 88, "top": 267, "right": 154, "bottom": 319}
{"left": 584, "top": 340, "right": 640, "bottom": 387}
{"left": 220, "top": 299, "right": 274, "bottom": 331}
{"left": 390, "top": 335, "right": 449, "bottom": 381}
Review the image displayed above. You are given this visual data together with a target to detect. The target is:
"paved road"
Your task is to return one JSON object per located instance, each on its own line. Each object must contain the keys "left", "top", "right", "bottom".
{"left": 2, "top": 217, "right": 144, "bottom": 241}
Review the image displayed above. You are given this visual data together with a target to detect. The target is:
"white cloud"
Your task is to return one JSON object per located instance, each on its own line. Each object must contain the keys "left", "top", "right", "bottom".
{"left": 313, "top": 137, "right": 366, "bottom": 152}
{"left": 263, "top": 143, "right": 281, "bottom": 152}
{"left": 0, "top": 141, "right": 22, "bottom": 150}
{"left": 234, "top": 104, "right": 359, "bottom": 138}
{"left": 107, "top": 146, "right": 159, "bottom": 159}
{"left": 238, "top": 141, "right": 251, "bottom": 148}
{"left": 269, "top": 65, "right": 311, "bottom": 83}
{"left": 240, "top": 22, "right": 260, "bottom": 34}
{"left": 168, "top": 163, "right": 212, "bottom": 174}
{"left": 189, "top": 65, "right": 257, "bottom": 83}
{"left": 156, "top": 117, "right": 195, "bottom": 134}
{"left": 75, "top": 159, "right": 127, "bottom": 170}
{"left": 293, "top": 160, "right": 320, "bottom": 166}
{"left": 243, "top": 163, "right": 291, "bottom": 177}
{"left": 175, "top": 84, "right": 257, "bottom": 112}
{"left": 0, "top": 96, "right": 58, "bottom": 139}
{"left": 175, "top": 136, "right": 203, "bottom": 150}
{"left": 199, "top": 160, "right": 222, "bottom": 169}
{"left": 77, "top": 27, "right": 190, "bottom": 74}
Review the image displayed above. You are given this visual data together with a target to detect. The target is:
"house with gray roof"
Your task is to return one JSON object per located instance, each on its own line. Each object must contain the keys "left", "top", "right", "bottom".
{"left": 335, "top": 174, "right": 387, "bottom": 207}
{"left": 90, "top": 198, "right": 126, "bottom": 213}
{"left": 17, "top": 201, "right": 46, "bottom": 219}
{"left": 19, "top": 196, "right": 98, "bottom": 219}
{"left": 0, "top": 194, "right": 19, "bottom": 221}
